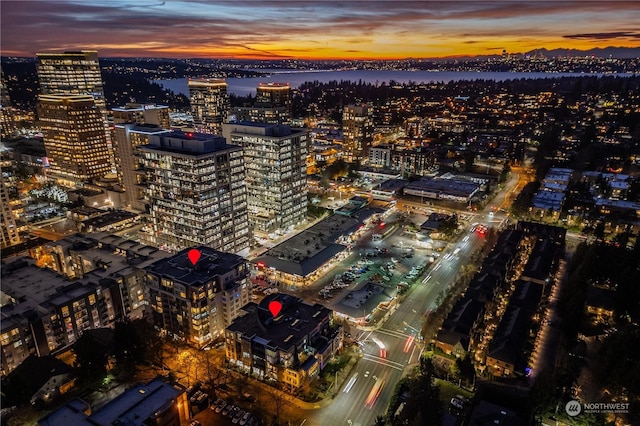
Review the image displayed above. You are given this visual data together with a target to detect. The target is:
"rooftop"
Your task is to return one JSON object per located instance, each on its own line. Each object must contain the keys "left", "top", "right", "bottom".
{"left": 39, "top": 378, "right": 185, "bottom": 426}
{"left": 145, "top": 246, "right": 246, "bottom": 287}
{"left": 82, "top": 210, "right": 138, "bottom": 231}
{"left": 253, "top": 208, "right": 381, "bottom": 277}
{"left": 227, "top": 294, "right": 332, "bottom": 351}
{"left": 404, "top": 176, "right": 480, "bottom": 197}
{"left": 140, "top": 131, "right": 240, "bottom": 156}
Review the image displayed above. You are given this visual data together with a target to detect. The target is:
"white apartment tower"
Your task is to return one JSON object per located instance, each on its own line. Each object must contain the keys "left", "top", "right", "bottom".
{"left": 114, "top": 123, "right": 171, "bottom": 211}
{"left": 188, "top": 78, "right": 229, "bottom": 134}
{"left": 139, "top": 131, "right": 249, "bottom": 254}
{"left": 223, "top": 122, "right": 307, "bottom": 234}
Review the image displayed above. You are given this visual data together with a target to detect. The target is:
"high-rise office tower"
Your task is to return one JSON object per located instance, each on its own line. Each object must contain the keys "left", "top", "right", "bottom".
{"left": 139, "top": 131, "right": 249, "bottom": 254}
{"left": 37, "top": 94, "right": 112, "bottom": 184}
{"left": 230, "top": 82, "right": 292, "bottom": 125}
{"left": 114, "top": 123, "right": 171, "bottom": 211}
{"left": 256, "top": 82, "right": 292, "bottom": 121}
{"left": 36, "top": 51, "right": 113, "bottom": 167}
{"left": 36, "top": 51, "right": 105, "bottom": 104}
{"left": 1, "top": 173, "right": 20, "bottom": 248}
{"left": 188, "top": 78, "right": 229, "bottom": 134}
{"left": 0, "top": 66, "right": 18, "bottom": 139}
{"left": 342, "top": 104, "right": 374, "bottom": 163}
{"left": 223, "top": 123, "right": 307, "bottom": 234}
{"left": 0, "top": 66, "right": 10, "bottom": 107}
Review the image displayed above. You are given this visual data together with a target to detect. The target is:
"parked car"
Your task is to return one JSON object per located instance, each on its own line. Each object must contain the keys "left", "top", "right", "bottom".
{"left": 240, "top": 412, "right": 252, "bottom": 425}
{"left": 222, "top": 403, "right": 234, "bottom": 416}
{"left": 232, "top": 409, "right": 246, "bottom": 423}
{"left": 215, "top": 399, "right": 227, "bottom": 413}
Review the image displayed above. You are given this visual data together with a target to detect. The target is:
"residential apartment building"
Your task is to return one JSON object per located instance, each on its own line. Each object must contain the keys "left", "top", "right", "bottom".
{"left": 113, "top": 123, "right": 171, "bottom": 211}
{"left": 144, "top": 246, "right": 251, "bottom": 345}
{"left": 37, "top": 94, "right": 112, "bottom": 185}
{"left": 222, "top": 122, "right": 307, "bottom": 234}
{"left": 111, "top": 103, "right": 171, "bottom": 129}
{"left": 1, "top": 258, "right": 118, "bottom": 376}
{"left": 34, "top": 232, "right": 168, "bottom": 320}
{"left": 139, "top": 131, "right": 249, "bottom": 253}
{"left": 342, "top": 104, "right": 374, "bottom": 163}
{"left": 188, "top": 78, "right": 229, "bottom": 134}
{"left": 226, "top": 294, "right": 343, "bottom": 388}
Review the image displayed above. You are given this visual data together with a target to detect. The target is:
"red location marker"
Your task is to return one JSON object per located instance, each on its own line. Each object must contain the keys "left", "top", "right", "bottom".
{"left": 187, "top": 249, "right": 201, "bottom": 265}
{"left": 268, "top": 300, "right": 282, "bottom": 317}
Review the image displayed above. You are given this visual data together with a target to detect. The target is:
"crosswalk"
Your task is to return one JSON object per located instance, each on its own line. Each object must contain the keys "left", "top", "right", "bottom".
{"left": 362, "top": 353, "right": 405, "bottom": 371}
{"left": 375, "top": 327, "right": 413, "bottom": 340}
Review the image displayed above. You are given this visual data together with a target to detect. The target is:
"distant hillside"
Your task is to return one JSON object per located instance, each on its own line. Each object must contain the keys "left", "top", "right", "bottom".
{"left": 524, "top": 47, "right": 640, "bottom": 59}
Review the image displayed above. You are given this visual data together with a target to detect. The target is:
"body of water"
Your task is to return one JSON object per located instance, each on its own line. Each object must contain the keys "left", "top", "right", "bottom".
{"left": 154, "top": 70, "right": 603, "bottom": 97}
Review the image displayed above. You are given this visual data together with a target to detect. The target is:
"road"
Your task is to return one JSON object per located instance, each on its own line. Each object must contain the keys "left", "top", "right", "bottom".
{"left": 301, "top": 167, "right": 527, "bottom": 426}
{"left": 301, "top": 223, "right": 491, "bottom": 425}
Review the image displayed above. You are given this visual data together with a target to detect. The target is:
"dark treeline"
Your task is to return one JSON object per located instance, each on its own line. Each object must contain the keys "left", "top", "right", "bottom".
{"left": 291, "top": 75, "right": 640, "bottom": 121}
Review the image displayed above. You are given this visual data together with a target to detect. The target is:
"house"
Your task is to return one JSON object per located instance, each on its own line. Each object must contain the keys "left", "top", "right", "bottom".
{"left": 4, "top": 355, "right": 75, "bottom": 406}
{"left": 435, "top": 297, "right": 484, "bottom": 357}
{"left": 586, "top": 286, "right": 616, "bottom": 323}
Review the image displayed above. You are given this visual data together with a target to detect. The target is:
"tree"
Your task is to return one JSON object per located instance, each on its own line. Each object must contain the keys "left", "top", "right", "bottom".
{"left": 113, "top": 319, "right": 145, "bottom": 371}
{"left": 594, "top": 221, "right": 605, "bottom": 241}
{"left": 373, "top": 415, "right": 387, "bottom": 426}
{"left": 73, "top": 333, "right": 109, "bottom": 378}
{"left": 396, "top": 358, "right": 444, "bottom": 426}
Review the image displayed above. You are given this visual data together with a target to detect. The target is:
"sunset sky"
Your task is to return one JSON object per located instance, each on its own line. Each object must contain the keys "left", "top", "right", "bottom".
{"left": 1, "top": 1, "right": 639, "bottom": 59}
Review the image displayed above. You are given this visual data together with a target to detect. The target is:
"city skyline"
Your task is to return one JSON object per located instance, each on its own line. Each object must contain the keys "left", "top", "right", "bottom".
{"left": 1, "top": 1, "right": 640, "bottom": 60}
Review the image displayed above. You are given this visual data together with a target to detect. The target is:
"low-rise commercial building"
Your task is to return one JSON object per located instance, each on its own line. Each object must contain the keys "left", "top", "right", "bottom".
{"left": 404, "top": 176, "right": 480, "bottom": 203}
{"left": 252, "top": 208, "right": 381, "bottom": 288}
{"left": 39, "top": 377, "right": 188, "bottom": 426}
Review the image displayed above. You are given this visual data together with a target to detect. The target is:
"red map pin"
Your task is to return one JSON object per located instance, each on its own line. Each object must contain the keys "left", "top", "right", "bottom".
{"left": 187, "top": 249, "right": 201, "bottom": 265}
{"left": 268, "top": 300, "right": 282, "bottom": 317}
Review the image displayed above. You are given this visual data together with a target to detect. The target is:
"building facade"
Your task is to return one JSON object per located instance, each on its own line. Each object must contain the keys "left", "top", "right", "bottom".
{"left": 114, "top": 123, "right": 171, "bottom": 211}
{"left": 36, "top": 51, "right": 112, "bottom": 168}
{"left": 139, "top": 131, "right": 249, "bottom": 253}
{"left": 37, "top": 94, "right": 112, "bottom": 185}
{"left": 188, "top": 78, "right": 229, "bottom": 134}
{"left": 342, "top": 104, "right": 374, "bottom": 163}
{"left": 144, "top": 247, "right": 251, "bottom": 346}
{"left": 111, "top": 103, "right": 171, "bottom": 129}
{"left": 226, "top": 294, "right": 343, "bottom": 389}
{"left": 1, "top": 173, "right": 20, "bottom": 247}
{"left": 222, "top": 122, "right": 307, "bottom": 234}
{"left": 255, "top": 82, "right": 292, "bottom": 123}
{"left": 1, "top": 258, "right": 118, "bottom": 376}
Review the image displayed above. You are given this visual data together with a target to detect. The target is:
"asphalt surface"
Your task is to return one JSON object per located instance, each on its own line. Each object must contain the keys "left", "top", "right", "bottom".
{"left": 298, "top": 169, "right": 527, "bottom": 426}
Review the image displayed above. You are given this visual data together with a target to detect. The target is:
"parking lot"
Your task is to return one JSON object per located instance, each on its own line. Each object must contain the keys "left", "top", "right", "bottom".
{"left": 257, "top": 209, "right": 452, "bottom": 322}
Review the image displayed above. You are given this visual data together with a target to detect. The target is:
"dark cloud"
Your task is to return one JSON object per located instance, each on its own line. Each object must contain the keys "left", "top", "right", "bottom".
{"left": 1, "top": 0, "right": 639, "bottom": 58}
{"left": 564, "top": 32, "right": 640, "bottom": 40}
